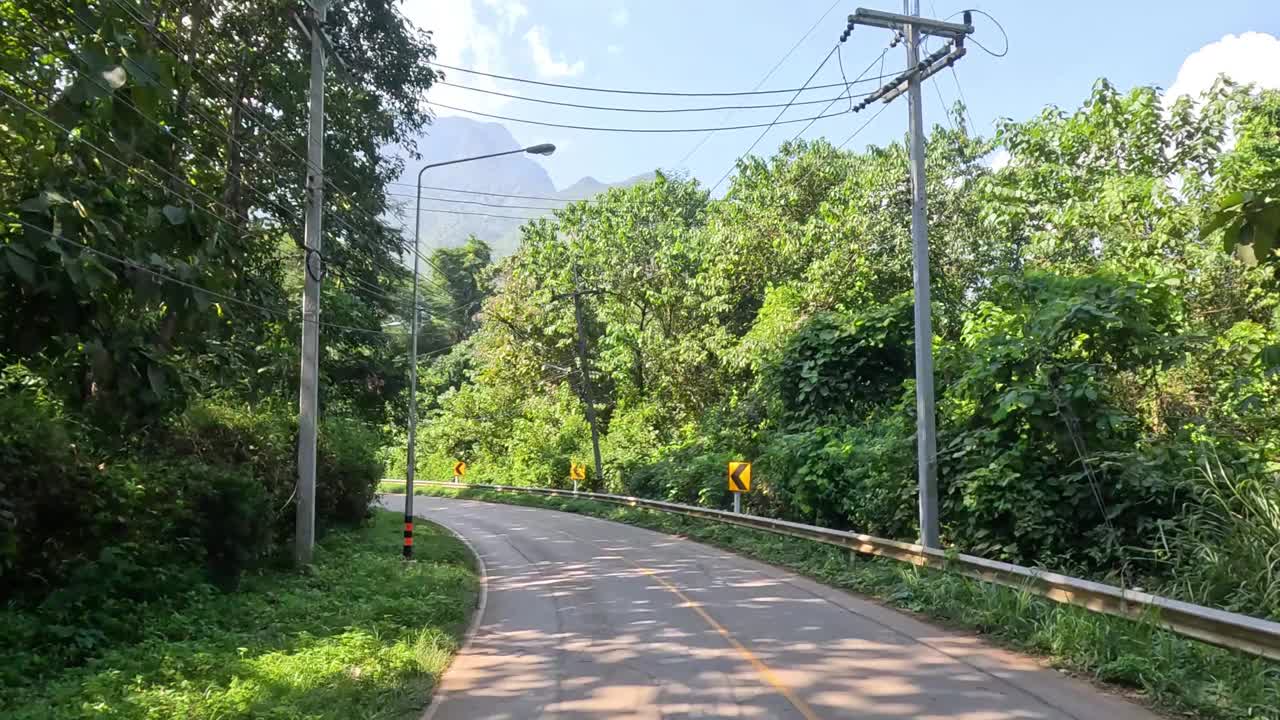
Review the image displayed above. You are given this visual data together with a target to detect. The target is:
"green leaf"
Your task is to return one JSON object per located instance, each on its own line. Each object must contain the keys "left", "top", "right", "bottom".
{"left": 162, "top": 205, "right": 188, "bottom": 225}
{"left": 147, "top": 363, "right": 167, "bottom": 397}
{"left": 19, "top": 191, "right": 70, "bottom": 214}
{"left": 4, "top": 248, "right": 36, "bottom": 284}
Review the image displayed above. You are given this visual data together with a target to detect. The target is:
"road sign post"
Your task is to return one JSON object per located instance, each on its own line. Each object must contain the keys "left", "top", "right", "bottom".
{"left": 728, "top": 461, "right": 751, "bottom": 514}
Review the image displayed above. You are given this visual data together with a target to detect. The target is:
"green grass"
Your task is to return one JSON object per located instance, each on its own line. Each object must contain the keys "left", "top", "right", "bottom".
{"left": 1, "top": 511, "right": 478, "bottom": 720}
{"left": 402, "top": 483, "right": 1280, "bottom": 720}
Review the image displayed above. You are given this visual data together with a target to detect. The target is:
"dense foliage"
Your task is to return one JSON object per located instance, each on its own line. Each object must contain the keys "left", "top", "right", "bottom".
{"left": 411, "top": 79, "right": 1280, "bottom": 619}
{"left": 0, "top": 0, "right": 481, "bottom": 611}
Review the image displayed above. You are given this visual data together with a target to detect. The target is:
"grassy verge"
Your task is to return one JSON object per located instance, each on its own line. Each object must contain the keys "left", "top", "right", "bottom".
{"left": 400, "top": 482, "right": 1280, "bottom": 720}
{"left": 1, "top": 510, "right": 478, "bottom": 720}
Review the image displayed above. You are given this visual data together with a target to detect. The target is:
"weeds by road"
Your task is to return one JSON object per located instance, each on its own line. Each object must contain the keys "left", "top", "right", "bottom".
{"left": 398, "top": 483, "right": 1280, "bottom": 720}
{"left": 1, "top": 511, "right": 478, "bottom": 720}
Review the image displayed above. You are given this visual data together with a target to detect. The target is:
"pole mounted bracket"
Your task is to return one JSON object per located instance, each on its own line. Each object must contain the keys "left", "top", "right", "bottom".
{"left": 846, "top": 8, "right": 973, "bottom": 40}
{"left": 290, "top": 7, "right": 354, "bottom": 84}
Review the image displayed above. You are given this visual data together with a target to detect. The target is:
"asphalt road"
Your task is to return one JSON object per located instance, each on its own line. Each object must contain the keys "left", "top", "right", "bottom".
{"left": 384, "top": 495, "right": 1157, "bottom": 720}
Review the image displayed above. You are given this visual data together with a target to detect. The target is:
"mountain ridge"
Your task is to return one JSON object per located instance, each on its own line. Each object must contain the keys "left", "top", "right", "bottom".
{"left": 388, "top": 116, "right": 653, "bottom": 257}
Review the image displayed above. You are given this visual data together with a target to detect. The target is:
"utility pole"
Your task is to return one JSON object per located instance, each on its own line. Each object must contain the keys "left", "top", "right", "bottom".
{"left": 295, "top": 0, "right": 331, "bottom": 567}
{"left": 557, "top": 266, "right": 604, "bottom": 485}
{"left": 846, "top": 5, "right": 972, "bottom": 549}
{"left": 572, "top": 266, "right": 605, "bottom": 485}
{"left": 903, "top": 0, "right": 938, "bottom": 549}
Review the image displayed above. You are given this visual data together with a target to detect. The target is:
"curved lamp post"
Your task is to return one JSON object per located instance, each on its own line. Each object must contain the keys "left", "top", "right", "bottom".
{"left": 403, "top": 143, "right": 555, "bottom": 558}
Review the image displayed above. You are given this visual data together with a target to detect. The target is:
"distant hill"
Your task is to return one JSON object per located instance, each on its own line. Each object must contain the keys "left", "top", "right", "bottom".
{"left": 386, "top": 116, "right": 653, "bottom": 258}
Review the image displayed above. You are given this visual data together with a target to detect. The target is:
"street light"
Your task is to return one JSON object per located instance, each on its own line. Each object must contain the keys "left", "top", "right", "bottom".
{"left": 403, "top": 142, "right": 556, "bottom": 559}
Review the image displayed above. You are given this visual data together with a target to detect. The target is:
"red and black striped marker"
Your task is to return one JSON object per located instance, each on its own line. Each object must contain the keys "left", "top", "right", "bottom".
{"left": 403, "top": 518, "right": 414, "bottom": 558}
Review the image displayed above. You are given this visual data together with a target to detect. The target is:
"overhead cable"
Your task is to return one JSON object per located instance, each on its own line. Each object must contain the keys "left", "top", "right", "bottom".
{"left": 430, "top": 61, "right": 894, "bottom": 97}
{"left": 426, "top": 99, "right": 866, "bottom": 134}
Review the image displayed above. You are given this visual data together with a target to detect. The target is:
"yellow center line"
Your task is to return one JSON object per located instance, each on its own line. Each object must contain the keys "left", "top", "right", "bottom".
{"left": 640, "top": 567, "right": 824, "bottom": 720}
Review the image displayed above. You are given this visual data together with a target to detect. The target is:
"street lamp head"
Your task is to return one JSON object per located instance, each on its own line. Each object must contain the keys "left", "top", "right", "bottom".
{"left": 524, "top": 143, "right": 556, "bottom": 156}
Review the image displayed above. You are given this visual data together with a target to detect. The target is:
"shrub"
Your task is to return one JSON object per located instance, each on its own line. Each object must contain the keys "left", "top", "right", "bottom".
{"left": 192, "top": 461, "right": 272, "bottom": 590}
{"left": 770, "top": 294, "right": 915, "bottom": 427}
{"left": 760, "top": 407, "right": 918, "bottom": 536}
{"left": 933, "top": 271, "right": 1187, "bottom": 567}
{"left": 0, "top": 366, "right": 86, "bottom": 598}
{"left": 318, "top": 416, "right": 384, "bottom": 526}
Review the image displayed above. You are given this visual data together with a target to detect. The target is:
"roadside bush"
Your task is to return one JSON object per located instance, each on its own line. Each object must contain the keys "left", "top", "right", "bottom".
{"left": 1, "top": 366, "right": 87, "bottom": 598}
{"left": 936, "top": 271, "right": 1186, "bottom": 567}
{"left": 166, "top": 399, "right": 297, "bottom": 541}
{"left": 318, "top": 416, "right": 384, "bottom": 526}
{"left": 760, "top": 406, "right": 918, "bottom": 536}
{"left": 505, "top": 383, "right": 592, "bottom": 488}
{"left": 769, "top": 295, "right": 915, "bottom": 427}
{"left": 193, "top": 462, "right": 272, "bottom": 590}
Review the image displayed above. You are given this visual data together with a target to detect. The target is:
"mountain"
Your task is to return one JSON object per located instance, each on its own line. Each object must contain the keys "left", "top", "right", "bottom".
{"left": 386, "top": 116, "right": 653, "bottom": 258}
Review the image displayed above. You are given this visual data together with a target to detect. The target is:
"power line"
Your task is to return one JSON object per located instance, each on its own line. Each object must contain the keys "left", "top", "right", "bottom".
{"left": 676, "top": 0, "right": 844, "bottom": 167}
{"left": 386, "top": 182, "right": 571, "bottom": 202}
{"left": 11, "top": 15, "right": 440, "bottom": 326}
{"left": 101, "top": 0, "right": 416, "bottom": 276}
{"left": 786, "top": 47, "right": 889, "bottom": 143}
{"left": 436, "top": 81, "right": 869, "bottom": 114}
{"left": 710, "top": 45, "right": 840, "bottom": 193}
{"left": 427, "top": 99, "right": 868, "bottom": 134}
{"left": 430, "top": 61, "right": 894, "bottom": 98}
{"left": 396, "top": 204, "right": 541, "bottom": 221}
{"left": 6, "top": 215, "right": 400, "bottom": 338}
{"left": 384, "top": 191, "right": 560, "bottom": 212}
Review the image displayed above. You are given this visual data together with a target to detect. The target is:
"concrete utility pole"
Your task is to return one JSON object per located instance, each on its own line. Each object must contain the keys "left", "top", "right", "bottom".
{"left": 846, "top": 5, "right": 972, "bottom": 549}
{"left": 903, "top": 0, "right": 938, "bottom": 549}
{"left": 295, "top": 0, "right": 330, "bottom": 567}
{"left": 570, "top": 266, "right": 605, "bottom": 485}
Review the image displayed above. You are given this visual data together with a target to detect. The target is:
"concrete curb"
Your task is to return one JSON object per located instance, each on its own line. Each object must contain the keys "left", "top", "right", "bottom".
{"left": 417, "top": 511, "right": 488, "bottom": 720}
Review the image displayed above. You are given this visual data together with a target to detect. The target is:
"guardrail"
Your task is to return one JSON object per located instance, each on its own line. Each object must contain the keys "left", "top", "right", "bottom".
{"left": 393, "top": 479, "right": 1280, "bottom": 662}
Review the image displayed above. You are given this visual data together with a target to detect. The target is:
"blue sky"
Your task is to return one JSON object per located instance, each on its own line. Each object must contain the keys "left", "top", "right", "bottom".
{"left": 400, "top": 0, "right": 1280, "bottom": 192}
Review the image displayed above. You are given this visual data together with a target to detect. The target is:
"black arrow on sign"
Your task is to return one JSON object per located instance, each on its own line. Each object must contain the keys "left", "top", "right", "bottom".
{"left": 729, "top": 463, "right": 748, "bottom": 492}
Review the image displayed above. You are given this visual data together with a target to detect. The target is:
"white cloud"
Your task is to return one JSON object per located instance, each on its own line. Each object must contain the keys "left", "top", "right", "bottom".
{"left": 987, "top": 148, "right": 1010, "bottom": 171}
{"left": 1166, "top": 32, "right": 1280, "bottom": 103}
{"left": 400, "top": 0, "right": 531, "bottom": 115}
{"left": 482, "top": 0, "right": 527, "bottom": 35}
{"left": 524, "top": 26, "right": 585, "bottom": 78}
{"left": 607, "top": 44, "right": 623, "bottom": 56}
{"left": 610, "top": 3, "right": 629, "bottom": 28}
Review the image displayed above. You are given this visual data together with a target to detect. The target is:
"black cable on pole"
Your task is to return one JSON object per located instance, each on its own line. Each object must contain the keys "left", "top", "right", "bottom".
{"left": 710, "top": 45, "right": 840, "bottom": 193}
{"left": 787, "top": 47, "right": 889, "bottom": 144}
{"left": 429, "top": 61, "right": 894, "bottom": 97}
{"left": 436, "top": 81, "right": 874, "bottom": 114}
{"left": 676, "top": 0, "right": 843, "bottom": 166}
{"left": 426, "top": 99, "right": 867, "bottom": 134}
{"left": 966, "top": 8, "right": 1009, "bottom": 57}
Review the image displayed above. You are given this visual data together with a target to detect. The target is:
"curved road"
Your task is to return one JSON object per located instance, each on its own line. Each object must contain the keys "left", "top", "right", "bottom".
{"left": 388, "top": 495, "right": 1156, "bottom": 720}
